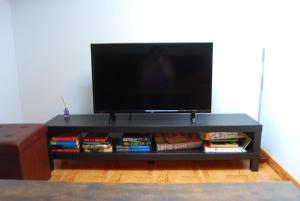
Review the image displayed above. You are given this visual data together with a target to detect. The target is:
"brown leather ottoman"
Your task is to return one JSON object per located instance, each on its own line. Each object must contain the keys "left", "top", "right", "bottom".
{"left": 0, "top": 124, "right": 51, "bottom": 180}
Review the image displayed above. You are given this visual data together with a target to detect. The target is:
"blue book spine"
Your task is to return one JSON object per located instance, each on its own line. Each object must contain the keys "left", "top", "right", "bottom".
{"left": 51, "top": 145, "right": 79, "bottom": 149}
{"left": 117, "top": 148, "right": 150, "bottom": 150}
{"left": 51, "top": 141, "right": 78, "bottom": 146}
{"left": 116, "top": 145, "right": 150, "bottom": 149}
{"left": 117, "top": 149, "right": 150, "bottom": 153}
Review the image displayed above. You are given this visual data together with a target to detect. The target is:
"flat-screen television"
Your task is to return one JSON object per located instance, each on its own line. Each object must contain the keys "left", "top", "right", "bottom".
{"left": 91, "top": 43, "right": 213, "bottom": 113}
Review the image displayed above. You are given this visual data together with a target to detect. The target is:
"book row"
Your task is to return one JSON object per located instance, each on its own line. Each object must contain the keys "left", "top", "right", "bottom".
{"left": 49, "top": 132, "right": 252, "bottom": 153}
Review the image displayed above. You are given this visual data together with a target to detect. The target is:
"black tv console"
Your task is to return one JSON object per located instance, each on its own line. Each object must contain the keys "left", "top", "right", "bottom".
{"left": 46, "top": 113, "right": 262, "bottom": 171}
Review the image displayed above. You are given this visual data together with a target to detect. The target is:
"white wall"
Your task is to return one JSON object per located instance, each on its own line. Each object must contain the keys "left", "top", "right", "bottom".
{"left": 0, "top": 0, "right": 22, "bottom": 123}
{"left": 10, "top": 0, "right": 262, "bottom": 123}
{"left": 261, "top": 46, "right": 300, "bottom": 183}
{"left": 258, "top": 0, "right": 300, "bottom": 184}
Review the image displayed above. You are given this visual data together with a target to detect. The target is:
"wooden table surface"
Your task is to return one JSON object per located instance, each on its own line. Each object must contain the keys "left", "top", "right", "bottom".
{"left": 0, "top": 180, "right": 299, "bottom": 201}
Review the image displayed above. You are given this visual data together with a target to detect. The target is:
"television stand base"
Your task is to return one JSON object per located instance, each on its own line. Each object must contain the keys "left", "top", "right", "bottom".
{"left": 191, "top": 112, "right": 196, "bottom": 123}
{"left": 108, "top": 112, "right": 116, "bottom": 124}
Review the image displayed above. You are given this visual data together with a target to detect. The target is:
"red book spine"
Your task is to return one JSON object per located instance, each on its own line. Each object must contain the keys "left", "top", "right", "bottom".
{"left": 83, "top": 138, "right": 107, "bottom": 142}
{"left": 51, "top": 136, "right": 79, "bottom": 141}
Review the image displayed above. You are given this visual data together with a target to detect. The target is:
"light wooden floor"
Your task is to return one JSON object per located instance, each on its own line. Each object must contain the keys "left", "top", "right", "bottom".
{"left": 49, "top": 160, "right": 287, "bottom": 183}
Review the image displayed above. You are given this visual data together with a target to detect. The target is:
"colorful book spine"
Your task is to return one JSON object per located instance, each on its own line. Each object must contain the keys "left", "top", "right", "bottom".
{"left": 204, "top": 146, "right": 246, "bottom": 153}
{"left": 122, "top": 134, "right": 150, "bottom": 142}
{"left": 207, "top": 141, "right": 239, "bottom": 148}
{"left": 207, "top": 144, "right": 239, "bottom": 148}
{"left": 83, "top": 144, "right": 113, "bottom": 149}
{"left": 122, "top": 137, "right": 150, "bottom": 141}
{"left": 116, "top": 145, "right": 150, "bottom": 149}
{"left": 156, "top": 141, "right": 202, "bottom": 151}
{"left": 203, "top": 132, "right": 247, "bottom": 140}
{"left": 82, "top": 141, "right": 111, "bottom": 145}
{"left": 83, "top": 138, "right": 108, "bottom": 142}
{"left": 51, "top": 136, "right": 79, "bottom": 141}
{"left": 50, "top": 141, "right": 79, "bottom": 146}
{"left": 116, "top": 149, "right": 150, "bottom": 152}
{"left": 51, "top": 149, "right": 80, "bottom": 153}
{"left": 122, "top": 141, "right": 150, "bottom": 146}
{"left": 84, "top": 148, "right": 113, "bottom": 153}
{"left": 51, "top": 145, "right": 79, "bottom": 149}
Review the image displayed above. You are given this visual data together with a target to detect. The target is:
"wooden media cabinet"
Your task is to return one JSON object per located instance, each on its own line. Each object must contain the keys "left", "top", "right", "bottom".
{"left": 46, "top": 113, "right": 262, "bottom": 171}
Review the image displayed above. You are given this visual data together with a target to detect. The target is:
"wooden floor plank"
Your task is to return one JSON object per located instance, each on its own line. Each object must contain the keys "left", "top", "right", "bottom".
{"left": 49, "top": 160, "right": 287, "bottom": 183}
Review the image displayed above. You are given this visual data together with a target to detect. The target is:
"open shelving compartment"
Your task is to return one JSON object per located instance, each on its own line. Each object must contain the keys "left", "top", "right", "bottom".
{"left": 47, "top": 113, "right": 262, "bottom": 171}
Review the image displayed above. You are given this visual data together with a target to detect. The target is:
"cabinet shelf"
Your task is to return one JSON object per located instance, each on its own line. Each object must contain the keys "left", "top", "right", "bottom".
{"left": 51, "top": 149, "right": 258, "bottom": 161}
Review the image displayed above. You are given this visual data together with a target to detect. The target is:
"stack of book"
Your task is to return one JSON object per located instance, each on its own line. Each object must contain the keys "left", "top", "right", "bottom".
{"left": 202, "top": 132, "right": 251, "bottom": 153}
{"left": 82, "top": 133, "right": 113, "bottom": 153}
{"left": 154, "top": 133, "right": 202, "bottom": 151}
{"left": 116, "top": 133, "right": 151, "bottom": 152}
{"left": 50, "top": 134, "right": 80, "bottom": 153}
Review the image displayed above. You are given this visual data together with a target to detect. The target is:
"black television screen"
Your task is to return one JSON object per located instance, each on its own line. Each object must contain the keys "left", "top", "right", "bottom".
{"left": 91, "top": 43, "right": 213, "bottom": 113}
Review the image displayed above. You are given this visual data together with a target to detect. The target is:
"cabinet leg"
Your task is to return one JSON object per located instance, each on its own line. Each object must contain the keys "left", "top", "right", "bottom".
{"left": 49, "top": 159, "right": 54, "bottom": 170}
{"left": 250, "top": 158, "right": 259, "bottom": 171}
